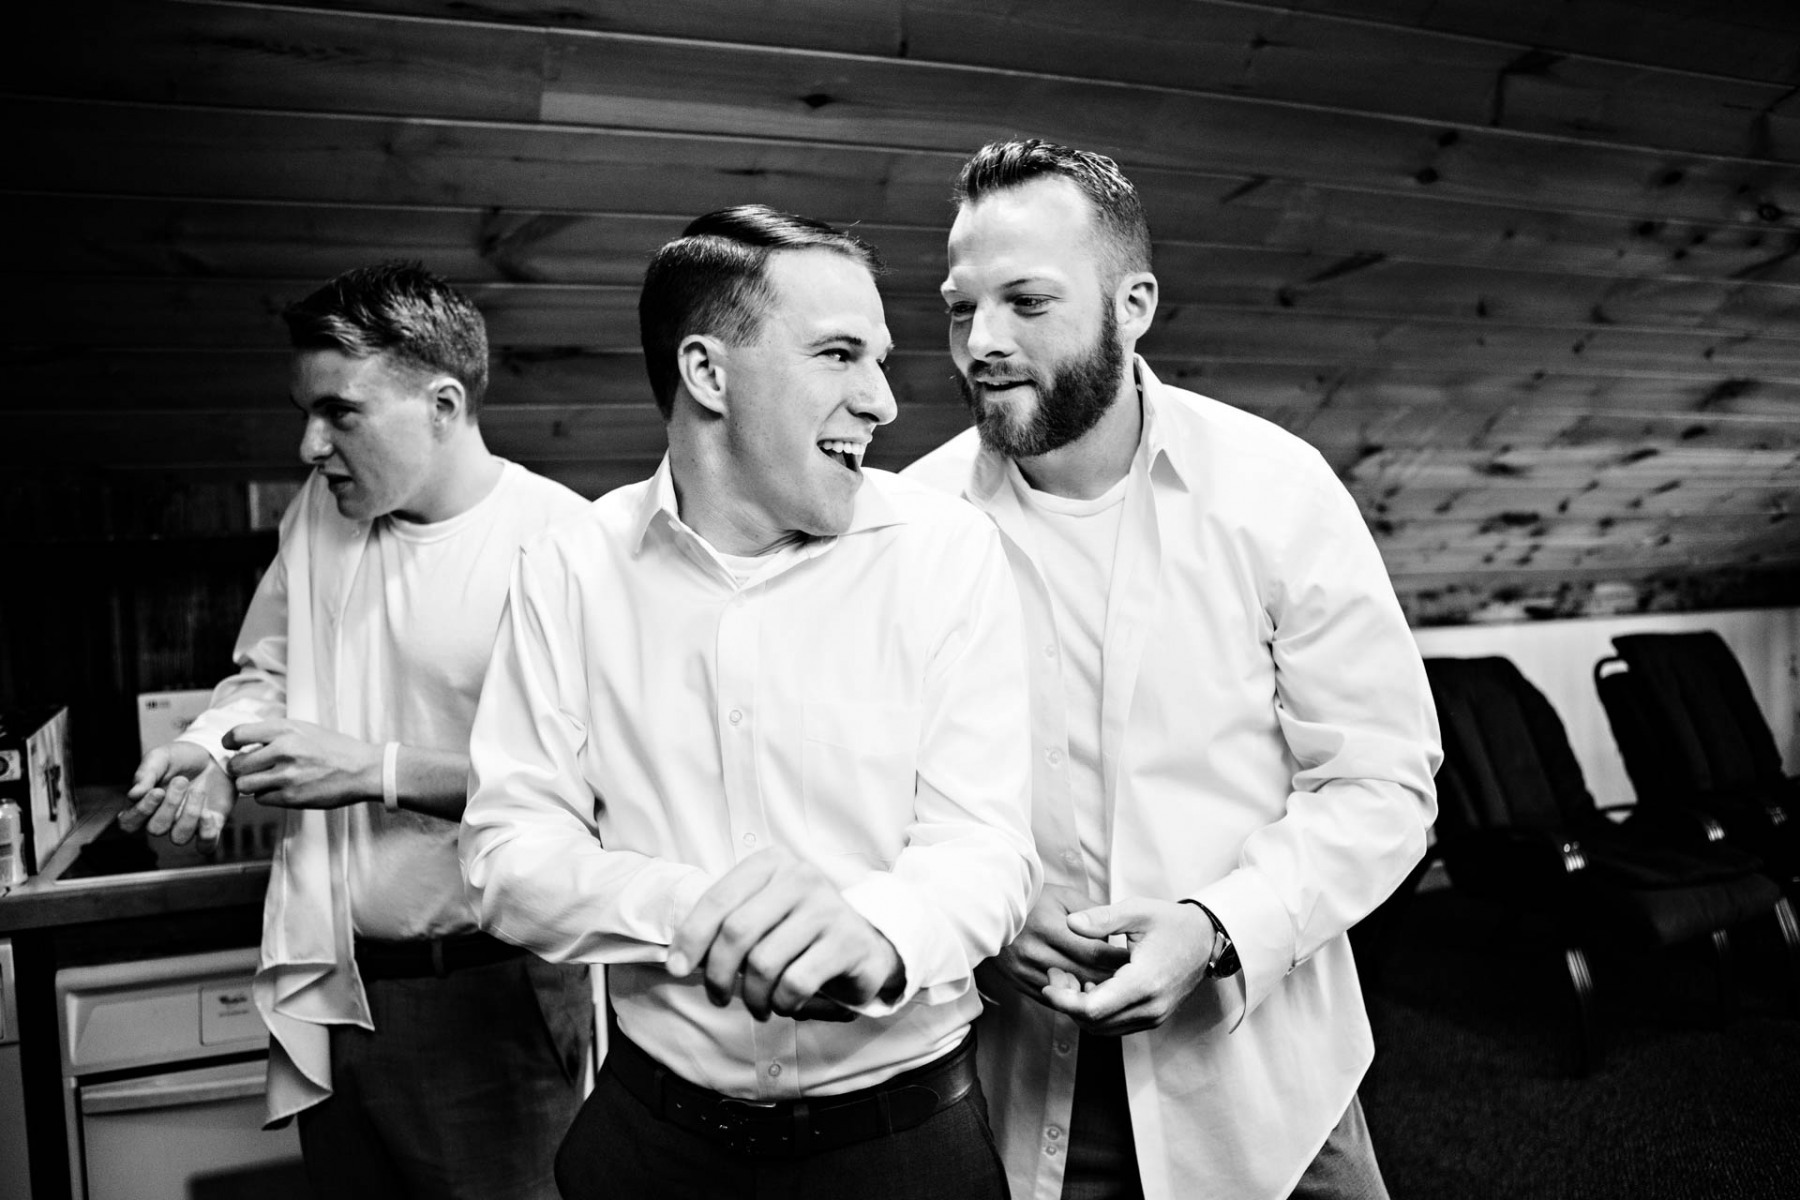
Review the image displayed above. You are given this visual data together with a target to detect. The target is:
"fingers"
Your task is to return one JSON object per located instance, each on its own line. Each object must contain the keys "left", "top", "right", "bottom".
{"left": 224, "top": 742, "right": 281, "bottom": 783}
{"left": 168, "top": 776, "right": 208, "bottom": 845}
{"left": 118, "top": 782, "right": 176, "bottom": 834}
{"left": 770, "top": 942, "right": 863, "bottom": 1016}
{"left": 225, "top": 767, "right": 284, "bottom": 799}
{"left": 666, "top": 849, "right": 887, "bottom": 1020}
{"left": 1002, "top": 921, "right": 1127, "bottom": 994}
{"left": 990, "top": 942, "right": 1050, "bottom": 995}
{"left": 169, "top": 767, "right": 235, "bottom": 849}
{"left": 667, "top": 852, "right": 782, "bottom": 981}
{"left": 712, "top": 887, "right": 812, "bottom": 1017}
{"left": 1066, "top": 899, "right": 1154, "bottom": 942}
{"left": 146, "top": 774, "right": 193, "bottom": 839}
{"left": 127, "top": 747, "right": 172, "bottom": 801}
{"left": 222, "top": 722, "right": 284, "bottom": 752}
{"left": 1028, "top": 889, "right": 1130, "bottom": 973}
{"left": 1041, "top": 921, "right": 1131, "bottom": 975}
{"left": 1041, "top": 964, "right": 1155, "bottom": 1031}
{"left": 788, "top": 994, "right": 858, "bottom": 1022}
{"left": 992, "top": 888, "right": 1135, "bottom": 1003}
{"left": 222, "top": 730, "right": 284, "bottom": 801}
{"left": 1040, "top": 901, "right": 1217, "bottom": 1034}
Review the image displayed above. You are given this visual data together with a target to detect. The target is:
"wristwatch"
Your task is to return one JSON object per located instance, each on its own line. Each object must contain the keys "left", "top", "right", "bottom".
{"left": 1180, "top": 899, "right": 1241, "bottom": 980}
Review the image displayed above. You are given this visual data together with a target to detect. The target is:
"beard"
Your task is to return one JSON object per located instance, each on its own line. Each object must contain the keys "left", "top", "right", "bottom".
{"left": 958, "top": 305, "right": 1127, "bottom": 459}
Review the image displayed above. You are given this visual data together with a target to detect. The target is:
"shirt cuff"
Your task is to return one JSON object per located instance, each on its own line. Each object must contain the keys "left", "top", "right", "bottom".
{"left": 839, "top": 872, "right": 968, "bottom": 1015}
{"left": 175, "top": 713, "right": 237, "bottom": 769}
{"left": 663, "top": 868, "right": 715, "bottom": 955}
{"left": 1189, "top": 867, "right": 1291, "bottom": 1031}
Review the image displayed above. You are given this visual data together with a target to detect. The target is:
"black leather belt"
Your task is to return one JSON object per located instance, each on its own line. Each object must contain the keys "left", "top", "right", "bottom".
{"left": 606, "top": 1025, "right": 977, "bottom": 1159}
{"left": 353, "top": 931, "right": 526, "bottom": 981}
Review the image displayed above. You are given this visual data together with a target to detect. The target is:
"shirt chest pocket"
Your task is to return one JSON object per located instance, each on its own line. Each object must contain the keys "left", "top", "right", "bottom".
{"left": 800, "top": 701, "right": 922, "bottom": 867}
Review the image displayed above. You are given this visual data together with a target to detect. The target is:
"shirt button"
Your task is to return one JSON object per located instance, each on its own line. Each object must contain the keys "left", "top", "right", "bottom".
{"left": 1055, "top": 1040, "right": 1071, "bottom": 1054}
{"left": 728, "top": 709, "right": 743, "bottom": 725}
{"left": 1043, "top": 643, "right": 1057, "bottom": 658}
{"left": 742, "top": 832, "right": 758, "bottom": 846}
{"left": 767, "top": 1063, "right": 782, "bottom": 1077}
{"left": 1061, "top": 850, "right": 1079, "bottom": 868}
{"left": 1045, "top": 1145, "right": 1060, "bottom": 1158}
{"left": 1046, "top": 748, "right": 1063, "bottom": 767}
{"left": 1046, "top": 1126, "right": 1061, "bottom": 1141}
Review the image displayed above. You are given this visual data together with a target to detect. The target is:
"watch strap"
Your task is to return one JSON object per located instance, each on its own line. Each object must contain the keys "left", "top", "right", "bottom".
{"left": 1179, "top": 898, "right": 1241, "bottom": 980}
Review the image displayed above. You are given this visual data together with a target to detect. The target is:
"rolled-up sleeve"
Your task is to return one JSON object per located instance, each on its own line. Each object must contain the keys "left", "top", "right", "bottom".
{"left": 462, "top": 546, "right": 713, "bottom": 965}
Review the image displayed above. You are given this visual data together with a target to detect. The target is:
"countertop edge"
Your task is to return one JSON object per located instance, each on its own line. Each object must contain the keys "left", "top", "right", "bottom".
{"left": 0, "top": 787, "right": 269, "bottom": 933}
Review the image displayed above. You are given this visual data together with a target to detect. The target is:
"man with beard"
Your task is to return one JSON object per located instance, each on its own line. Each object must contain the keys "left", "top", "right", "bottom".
{"left": 905, "top": 140, "right": 1441, "bottom": 1200}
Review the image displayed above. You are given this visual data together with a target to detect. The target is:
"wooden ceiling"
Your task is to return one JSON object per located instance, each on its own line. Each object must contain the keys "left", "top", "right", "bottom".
{"left": 8, "top": 0, "right": 1800, "bottom": 623}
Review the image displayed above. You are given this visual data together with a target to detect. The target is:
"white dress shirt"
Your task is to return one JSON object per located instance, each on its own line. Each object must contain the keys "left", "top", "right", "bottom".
{"left": 462, "top": 460, "right": 1040, "bottom": 1100}
{"left": 905, "top": 361, "right": 1441, "bottom": 1200}
{"left": 175, "top": 462, "right": 591, "bottom": 1121}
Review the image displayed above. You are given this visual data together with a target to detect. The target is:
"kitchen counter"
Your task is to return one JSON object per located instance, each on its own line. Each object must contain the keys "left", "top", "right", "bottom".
{"left": 0, "top": 786, "right": 269, "bottom": 934}
{"left": 1, "top": 787, "right": 271, "bottom": 1200}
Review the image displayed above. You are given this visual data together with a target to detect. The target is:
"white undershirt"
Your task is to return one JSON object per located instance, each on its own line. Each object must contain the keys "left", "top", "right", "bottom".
{"left": 1008, "top": 461, "right": 1130, "bottom": 900}
{"left": 336, "top": 465, "right": 573, "bottom": 938}
{"left": 710, "top": 543, "right": 805, "bottom": 588}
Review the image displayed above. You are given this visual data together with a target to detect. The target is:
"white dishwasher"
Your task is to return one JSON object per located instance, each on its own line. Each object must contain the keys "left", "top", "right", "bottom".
{"left": 56, "top": 947, "right": 306, "bottom": 1200}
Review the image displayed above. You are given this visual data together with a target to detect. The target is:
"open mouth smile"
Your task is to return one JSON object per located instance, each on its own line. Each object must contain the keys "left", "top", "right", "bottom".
{"left": 818, "top": 439, "right": 867, "bottom": 473}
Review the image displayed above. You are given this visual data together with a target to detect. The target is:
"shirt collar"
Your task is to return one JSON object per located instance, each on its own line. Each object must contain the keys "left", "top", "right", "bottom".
{"left": 1134, "top": 358, "right": 1194, "bottom": 491}
{"left": 967, "top": 355, "right": 1193, "bottom": 504}
{"left": 631, "top": 454, "right": 907, "bottom": 557}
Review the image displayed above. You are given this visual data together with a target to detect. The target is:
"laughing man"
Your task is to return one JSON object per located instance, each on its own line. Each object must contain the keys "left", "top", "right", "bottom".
{"left": 461, "top": 206, "right": 1040, "bottom": 1200}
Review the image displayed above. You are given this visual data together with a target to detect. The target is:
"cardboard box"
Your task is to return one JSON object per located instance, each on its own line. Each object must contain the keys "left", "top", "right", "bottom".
{"left": 136, "top": 690, "right": 217, "bottom": 759}
{"left": 0, "top": 707, "right": 75, "bottom": 874}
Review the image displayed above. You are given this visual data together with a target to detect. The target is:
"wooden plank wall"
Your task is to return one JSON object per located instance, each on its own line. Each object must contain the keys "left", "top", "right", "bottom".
{"left": 5, "top": 0, "right": 1800, "bottom": 773}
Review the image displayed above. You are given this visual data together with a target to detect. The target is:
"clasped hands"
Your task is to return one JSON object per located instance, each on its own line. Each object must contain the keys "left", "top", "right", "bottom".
{"left": 666, "top": 846, "right": 904, "bottom": 1024}
{"left": 122, "top": 719, "right": 384, "bottom": 848}
{"left": 989, "top": 883, "right": 1218, "bottom": 1036}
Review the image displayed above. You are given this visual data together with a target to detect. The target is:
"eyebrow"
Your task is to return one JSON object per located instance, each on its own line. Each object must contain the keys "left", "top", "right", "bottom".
{"left": 289, "top": 392, "right": 357, "bottom": 414}
{"left": 940, "top": 274, "right": 1060, "bottom": 296}
{"left": 806, "top": 332, "right": 894, "bottom": 356}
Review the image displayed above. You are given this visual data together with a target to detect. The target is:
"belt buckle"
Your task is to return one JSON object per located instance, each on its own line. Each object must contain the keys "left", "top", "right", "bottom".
{"left": 711, "top": 1098, "right": 790, "bottom": 1158}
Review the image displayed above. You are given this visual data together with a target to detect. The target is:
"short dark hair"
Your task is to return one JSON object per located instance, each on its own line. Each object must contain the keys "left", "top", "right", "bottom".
{"left": 638, "top": 205, "right": 885, "bottom": 419}
{"left": 283, "top": 261, "right": 490, "bottom": 415}
{"left": 954, "top": 139, "right": 1152, "bottom": 281}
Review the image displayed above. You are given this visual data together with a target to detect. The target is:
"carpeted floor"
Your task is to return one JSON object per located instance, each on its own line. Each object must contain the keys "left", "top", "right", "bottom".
{"left": 1358, "top": 885, "right": 1800, "bottom": 1200}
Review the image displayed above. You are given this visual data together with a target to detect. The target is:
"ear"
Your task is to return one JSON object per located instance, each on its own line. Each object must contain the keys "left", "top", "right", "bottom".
{"left": 676, "top": 334, "right": 730, "bottom": 418}
{"left": 426, "top": 376, "right": 468, "bottom": 432}
{"left": 1113, "top": 271, "right": 1158, "bottom": 345}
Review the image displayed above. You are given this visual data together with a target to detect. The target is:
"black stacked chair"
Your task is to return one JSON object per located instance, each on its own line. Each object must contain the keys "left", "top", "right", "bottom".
{"left": 1595, "top": 630, "right": 1800, "bottom": 891}
{"left": 1425, "top": 655, "right": 1792, "bottom": 1074}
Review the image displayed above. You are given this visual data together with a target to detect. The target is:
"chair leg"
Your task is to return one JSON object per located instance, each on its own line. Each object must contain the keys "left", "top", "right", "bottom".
{"left": 1775, "top": 896, "right": 1800, "bottom": 1017}
{"left": 1711, "top": 929, "right": 1737, "bottom": 1023}
{"left": 1562, "top": 946, "right": 1601, "bottom": 1076}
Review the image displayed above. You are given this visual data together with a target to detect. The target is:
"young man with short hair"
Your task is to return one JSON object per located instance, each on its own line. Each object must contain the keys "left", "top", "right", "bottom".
{"left": 461, "top": 206, "right": 1039, "bottom": 1200}
{"left": 125, "top": 261, "right": 593, "bottom": 1200}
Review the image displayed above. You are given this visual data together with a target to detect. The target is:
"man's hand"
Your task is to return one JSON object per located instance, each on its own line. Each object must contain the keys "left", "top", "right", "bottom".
{"left": 1038, "top": 898, "right": 1217, "bottom": 1036}
{"left": 991, "top": 883, "right": 1131, "bottom": 1001}
{"left": 121, "top": 742, "right": 235, "bottom": 848}
{"left": 666, "top": 846, "right": 904, "bottom": 1022}
{"left": 223, "top": 720, "right": 380, "bottom": 810}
